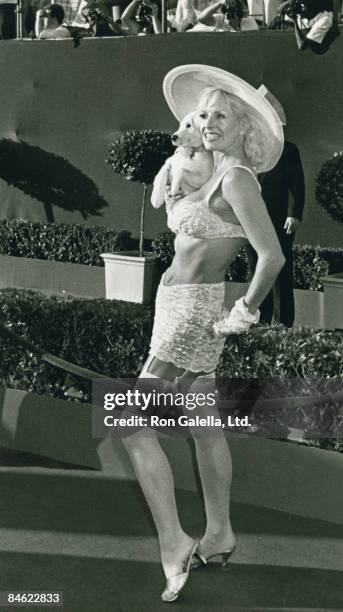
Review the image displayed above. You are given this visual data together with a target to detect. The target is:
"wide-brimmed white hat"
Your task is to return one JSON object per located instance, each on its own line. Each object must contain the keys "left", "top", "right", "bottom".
{"left": 163, "top": 64, "right": 284, "bottom": 172}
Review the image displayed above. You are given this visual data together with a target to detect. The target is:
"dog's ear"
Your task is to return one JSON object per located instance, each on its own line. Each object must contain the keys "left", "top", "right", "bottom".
{"left": 183, "top": 112, "right": 196, "bottom": 128}
{"left": 190, "top": 111, "right": 199, "bottom": 128}
{"left": 151, "top": 162, "right": 169, "bottom": 208}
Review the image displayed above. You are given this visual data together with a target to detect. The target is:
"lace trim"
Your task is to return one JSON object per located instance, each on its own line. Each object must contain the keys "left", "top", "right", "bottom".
{"left": 167, "top": 198, "right": 246, "bottom": 239}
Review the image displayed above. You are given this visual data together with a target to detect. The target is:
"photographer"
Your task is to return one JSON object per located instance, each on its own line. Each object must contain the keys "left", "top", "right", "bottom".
{"left": 72, "top": 0, "right": 126, "bottom": 36}
{"left": 280, "top": 0, "right": 337, "bottom": 54}
{"left": 121, "top": 0, "right": 162, "bottom": 34}
{"left": 35, "top": 3, "right": 72, "bottom": 38}
{"left": 191, "top": 0, "right": 258, "bottom": 31}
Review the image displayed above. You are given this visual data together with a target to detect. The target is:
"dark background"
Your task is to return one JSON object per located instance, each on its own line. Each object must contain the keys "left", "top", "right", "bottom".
{"left": 0, "top": 32, "right": 342, "bottom": 246}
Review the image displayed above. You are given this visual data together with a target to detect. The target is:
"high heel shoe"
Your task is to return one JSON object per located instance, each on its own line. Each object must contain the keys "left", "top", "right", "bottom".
{"left": 190, "top": 545, "right": 236, "bottom": 570}
{"left": 161, "top": 540, "right": 199, "bottom": 603}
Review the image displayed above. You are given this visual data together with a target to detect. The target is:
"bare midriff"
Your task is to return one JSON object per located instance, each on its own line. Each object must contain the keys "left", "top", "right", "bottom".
{"left": 164, "top": 233, "right": 247, "bottom": 286}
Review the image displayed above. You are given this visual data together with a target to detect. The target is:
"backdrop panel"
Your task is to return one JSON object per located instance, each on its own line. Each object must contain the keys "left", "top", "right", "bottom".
{"left": 0, "top": 34, "right": 342, "bottom": 246}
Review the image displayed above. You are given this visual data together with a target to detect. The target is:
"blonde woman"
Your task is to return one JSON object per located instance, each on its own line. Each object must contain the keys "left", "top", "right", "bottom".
{"left": 121, "top": 65, "right": 285, "bottom": 603}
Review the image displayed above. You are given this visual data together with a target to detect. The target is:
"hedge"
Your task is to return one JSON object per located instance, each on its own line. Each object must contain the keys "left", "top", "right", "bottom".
{"left": 292, "top": 244, "right": 343, "bottom": 290}
{"left": 152, "top": 231, "right": 343, "bottom": 290}
{"left": 0, "top": 289, "right": 153, "bottom": 399}
{"left": 152, "top": 231, "right": 250, "bottom": 282}
{"left": 0, "top": 289, "right": 342, "bottom": 450}
{"left": 1, "top": 221, "right": 342, "bottom": 289}
{"left": 316, "top": 150, "right": 343, "bottom": 224}
{"left": 0, "top": 220, "right": 131, "bottom": 266}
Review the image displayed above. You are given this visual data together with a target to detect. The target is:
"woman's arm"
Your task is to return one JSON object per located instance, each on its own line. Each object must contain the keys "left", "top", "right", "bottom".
{"left": 121, "top": 0, "right": 141, "bottom": 33}
{"left": 197, "top": 0, "right": 223, "bottom": 25}
{"left": 150, "top": 2, "right": 162, "bottom": 33}
{"left": 222, "top": 167, "right": 285, "bottom": 314}
{"left": 35, "top": 9, "right": 45, "bottom": 38}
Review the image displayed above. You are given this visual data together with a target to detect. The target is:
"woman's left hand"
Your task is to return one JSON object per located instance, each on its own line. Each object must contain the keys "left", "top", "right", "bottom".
{"left": 213, "top": 298, "right": 260, "bottom": 337}
{"left": 213, "top": 314, "right": 251, "bottom": 337}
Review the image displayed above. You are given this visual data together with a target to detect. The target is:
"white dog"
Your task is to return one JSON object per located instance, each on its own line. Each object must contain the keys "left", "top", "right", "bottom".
{"left": 151, "top": 112, "right": 214, "bottom": 209}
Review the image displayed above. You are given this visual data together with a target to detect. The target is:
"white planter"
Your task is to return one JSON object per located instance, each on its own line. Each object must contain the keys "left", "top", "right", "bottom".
{"left": 322, "top": 273, "right": 343, "bottom": 330}
{"left": 101, "top": 251, "right": 158, "bottom": 304}
{"left": 294, "top": 288, "right": 325, "bottom": 328}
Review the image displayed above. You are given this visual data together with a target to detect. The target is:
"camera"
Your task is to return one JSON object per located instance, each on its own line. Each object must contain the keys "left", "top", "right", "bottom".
{"left": 136, "top": 1, "right": 153, "bottom": 23}
{"left": 283, "top": 0, "right": 305, "bottom": 19}
{"left": 87, "top": 6, "right": 104, "bottom": 21}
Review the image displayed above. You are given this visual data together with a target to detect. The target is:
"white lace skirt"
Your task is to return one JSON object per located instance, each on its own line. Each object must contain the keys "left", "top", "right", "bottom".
{"left": 149, "top": 274, "right": 226, "bottom": 373}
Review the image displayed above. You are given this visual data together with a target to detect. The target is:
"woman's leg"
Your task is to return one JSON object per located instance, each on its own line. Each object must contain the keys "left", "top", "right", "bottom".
{"left": 121, "top": 356, "right": 195, "bottom": 579}
{"left": 187, "top": 375, "right": 236, "bottom": 557}
{"left": 193, "top": 432, "right": 236, "bottom": 555}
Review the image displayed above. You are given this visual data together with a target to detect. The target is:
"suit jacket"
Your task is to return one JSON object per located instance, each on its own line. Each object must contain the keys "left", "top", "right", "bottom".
{"left": 259, "top": 140, "right": 305, "bottom": 236}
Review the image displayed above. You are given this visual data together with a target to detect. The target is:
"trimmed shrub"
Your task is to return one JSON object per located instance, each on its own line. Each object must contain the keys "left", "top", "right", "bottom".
{"left": 226, "top": 247, "right": 250, "bottom": 283}
{"left": 107, "top": 130, "right": 174, "bottom": 186}
{"left": 0, "top": 220, "right": 131, "bottom": 266}
{"left": 152, "top": 231, "right": 250, "bottom": 282}
{"left": 217, "top": 325, "right": 343, "bottom": 449}
{"left": 294, "top": 244, "right": 343, "bottom": 275}
{"left": 0, "top": 288, "right": 342, "bottom": 452}
{"left": 316, "top": 151, "right": 343, "bottom": 223}
{"left": 217, "top": 325, "right": 342, "bottom": 379}
{"left": 152, "top": 231, "right": 343, "bottom": 290}
{"left": 107, "top": 130, "right": 174, "bottom": 256}
{"left": 293, "top": 245, "right": 329, "bottom": 291}
{"left": 0, "top": 220, "right": 343, "bottom": 289}
{"left": 0, "top": 289, "right": 153, "bottom": 402}
{"left": 151, "top": 231, "right": 175, "bottom": 270}
{"left": 1, "top": 290, "right": 341, "bottom": 389}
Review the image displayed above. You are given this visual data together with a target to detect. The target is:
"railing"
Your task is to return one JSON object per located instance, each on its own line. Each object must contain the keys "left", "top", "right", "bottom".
{"left": 15, "top": 0, "right": 23, "bottom": 39}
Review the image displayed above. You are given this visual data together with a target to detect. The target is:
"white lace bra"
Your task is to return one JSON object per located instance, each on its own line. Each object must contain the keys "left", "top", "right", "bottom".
{"left": 166, "top": 165, "right": 260, "bottom": 240}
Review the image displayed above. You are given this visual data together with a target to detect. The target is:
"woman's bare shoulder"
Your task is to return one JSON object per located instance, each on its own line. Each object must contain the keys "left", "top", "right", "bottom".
{"left": 221, "top": 166, "right": 260, "bottom": 199}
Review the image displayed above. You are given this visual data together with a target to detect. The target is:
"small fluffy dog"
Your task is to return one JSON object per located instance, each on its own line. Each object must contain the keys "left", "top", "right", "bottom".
{"left": 151, "top": 112, "right": 214, "bottom": 208}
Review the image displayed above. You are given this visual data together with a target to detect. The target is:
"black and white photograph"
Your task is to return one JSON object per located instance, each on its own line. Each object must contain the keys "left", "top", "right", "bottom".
{"left": 0, "top": 2, "right": 342, "bottom": 610}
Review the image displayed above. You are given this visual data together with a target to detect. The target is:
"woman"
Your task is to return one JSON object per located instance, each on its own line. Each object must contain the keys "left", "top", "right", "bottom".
{"left": 121, "top": 65, "right": 285, "bottom": 603}
{"left": 121, "top": 0, "right": 162, "bottom": 34}
{"left": 191, "top": 0, "right": 259, "bottom": 32}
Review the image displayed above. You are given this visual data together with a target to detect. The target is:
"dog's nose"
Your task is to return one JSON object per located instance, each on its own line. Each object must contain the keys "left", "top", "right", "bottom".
{"left": 171, "top": 134, "right": 178, "bottom": 142}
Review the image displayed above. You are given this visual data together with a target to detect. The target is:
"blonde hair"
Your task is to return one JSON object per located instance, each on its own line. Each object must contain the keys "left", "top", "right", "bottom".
{"left": 197, "top": 87, "right": 265, "bottom": 169}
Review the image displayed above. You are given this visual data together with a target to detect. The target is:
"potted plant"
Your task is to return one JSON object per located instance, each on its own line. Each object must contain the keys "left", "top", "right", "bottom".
{"left": 103, "top": 130, "right": 174, "bottom": 304}
{"left": 316, "top": 151, "right": 343, "bottom": 329}
{"left": 292, "top": 244, "right": 328, "bottom": 328}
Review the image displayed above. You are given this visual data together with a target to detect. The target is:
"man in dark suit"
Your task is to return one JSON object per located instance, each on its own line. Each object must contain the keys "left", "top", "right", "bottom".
{"left": 254, "top": 140, "right": 305, "bottom": 327}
